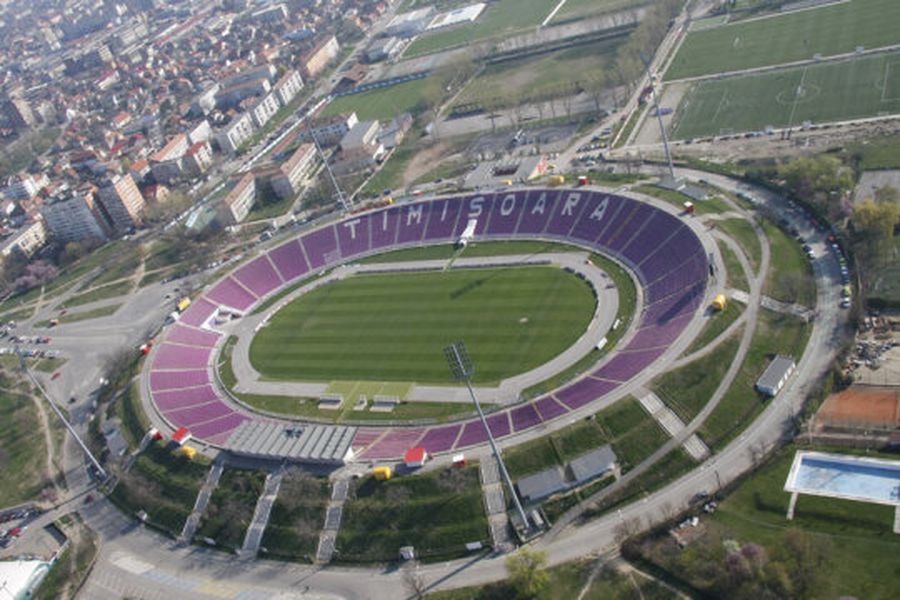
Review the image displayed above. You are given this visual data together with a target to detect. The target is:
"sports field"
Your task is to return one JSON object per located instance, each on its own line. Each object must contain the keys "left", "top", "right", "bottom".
{"left": 249, "top": 266, "right": 596, "bottom": 385}
{"left": 670, "top": 50, "right": 900, "bottom": 139}
{"left": 666, "top": 0, "right": 900, "bottom": 80}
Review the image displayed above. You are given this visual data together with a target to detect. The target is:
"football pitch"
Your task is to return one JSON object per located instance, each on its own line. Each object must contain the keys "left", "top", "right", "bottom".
{"left": 666, "top": 0, "right": 900, "bottom": 80}
{"left": 249, "top": 266, "right": 597, "bottom": 385}
{"left": 670, "top": 50, "right": 900, "bottom": 139}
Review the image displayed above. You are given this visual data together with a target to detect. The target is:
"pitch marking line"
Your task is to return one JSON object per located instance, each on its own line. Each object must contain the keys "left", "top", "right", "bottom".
{"left": 879, "top": 61, "right": 900, "bottom": 103}
{"left": 786, "top": 66, "right": 809, "bottom": 129}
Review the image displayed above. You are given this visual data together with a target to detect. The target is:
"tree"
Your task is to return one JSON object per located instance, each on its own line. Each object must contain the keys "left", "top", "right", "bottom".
{"left": 505, "top": 548, "right": 549, "bottom": 599}
{"left": 777, "top": 156, "right": 854, "bottom": 219}
{"left": 400, "top": 561, "right": 427, "bottom": 600}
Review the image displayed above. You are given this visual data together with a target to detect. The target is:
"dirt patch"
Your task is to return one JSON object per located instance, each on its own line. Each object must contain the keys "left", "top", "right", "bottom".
{"left": 401, "top": 141, "right": 453, "bottom": 186}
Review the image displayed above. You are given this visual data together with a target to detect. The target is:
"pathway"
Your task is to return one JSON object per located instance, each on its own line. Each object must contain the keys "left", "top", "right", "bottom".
{"left": 179, "top": 458, "right": 224, "bottom": 544}
{"left": 638, "top": 391, "right": 709, "bottom": 461}
{"left": 316, "top": 476, "right": 349, "bottom": 564}
{"left": 479, "top": 459, "right": 514, "bottom": 552}
{"left": 240, "top": 468, "right": 283, "bottom": 557}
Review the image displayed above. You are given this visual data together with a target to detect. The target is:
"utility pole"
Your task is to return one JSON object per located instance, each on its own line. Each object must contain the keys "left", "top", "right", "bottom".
{"left": 444, "top": 342, "right": 529, "bottom": 534}
{"left": 639, "top": 50, "right": 676, "bottom": 181}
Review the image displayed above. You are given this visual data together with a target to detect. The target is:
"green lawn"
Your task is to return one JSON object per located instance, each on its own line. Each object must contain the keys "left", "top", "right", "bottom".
{"left": 653, "top": 331, "right": 742, "bottom": 423}
{"left": 405, "top": 0, "right": 555, "bottom": 57}
{"left": 635, "top": 446, "right": 900, "bottom": 600}
{"left": 250, "top": 266, "right": 596, "bottom": 385}
{"left": 195, "top": 468, "right": 266, "bottom": 551}
{"left": 716, "top": 239, "right": 750, "bottom": 293}
{"left": 0, "top": 389, "right": 50, "bottom": 506}
{"left": 670, "top": 50, "right": 900, "bottom": 139}
{"left": 634, "top": 184, "right": 731, "bottom": 214}
{"left": 321, "top": 76, "right": 448, "bottom": 120}
{"left": 551, "top": 0, "right": 648, "bottom": 24}
{"left": 359, "top": 240, "right": 581, "bottom": 264}
{"left": 698, "top": 309, "right": 811, "bottom": 449}
{"left": 762, "top": 220, "right": 816, "bottom": 306}
{"left": 455, "top": 37, "right": 625, "bottom": 109}
{"left": 666, "top": 0, "right": 900, "bottom": 80}
{"left": 336, "top": 465, "right": 488, "bottom": 562}
{"left": 848, "top": 133, "right": 900, "bottom": 169}
{"left": 62, "top": 279, "right": 133, "bottom": 308}
{"left": 260, "top": 470, "right": 329, "bottom": 561}
{"left": 109, "top": 443, "right": 209, "bottom": 536}
{"left": 685, "top": 300, "right": 744, "bottom": 354}
{"left": 715, "top": 218, "right": 761, "bottom": 274}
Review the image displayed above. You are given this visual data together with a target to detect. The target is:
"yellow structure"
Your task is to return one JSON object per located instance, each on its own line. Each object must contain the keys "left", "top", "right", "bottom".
{"left": 177, "top": 297, "right": 191, "bottom": 312}
{"left": 712, "top": 294, "right": 728, "bottom": 311}
{"left": 548, "top": 175, "right": 565, "bottom": 186}
{"left": 179, "top": 446, "right": 197, "bottom": 460}
{"left": 373, "top": 466, "right": 393, "bottom": 481}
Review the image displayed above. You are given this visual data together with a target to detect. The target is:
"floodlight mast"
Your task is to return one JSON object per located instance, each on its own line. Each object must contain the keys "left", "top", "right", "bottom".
{"left": 307, "top": 125, "right": 350, "bottom": 213}
{"left": 639, "top": 51, "right": 676, "bottom": 181}
{"left": 444, "top": 342, "right": 529, "bottom": 534}
{"left": 17, "top": 347, "right": 107, "bottom": 480}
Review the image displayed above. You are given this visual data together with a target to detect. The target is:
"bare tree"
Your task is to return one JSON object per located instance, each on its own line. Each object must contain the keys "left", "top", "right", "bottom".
{"left": 401, "top": 561, "right": 427, "bottom": 600}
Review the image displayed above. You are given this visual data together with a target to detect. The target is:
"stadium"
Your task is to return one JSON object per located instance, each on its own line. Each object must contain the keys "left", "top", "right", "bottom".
{"left": 141, "top": 187, "right": 712, "bottom": 464}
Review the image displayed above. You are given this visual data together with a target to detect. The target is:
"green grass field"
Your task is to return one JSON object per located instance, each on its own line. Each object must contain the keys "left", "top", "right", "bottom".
{"left": 716, "top": 239, "right": 750, "bottom": 293}
{"left": 0, "top": 389, "right": 50, "bottom": 506}
{"left": 671, "top": 50, "right": 900, "bottom": 139}
{"left": 762, "top": 220, "right": 816, "bottom": 306}
{"left": 666, "top": 0, "right": 900, "bottom": 80}
{"left": 716, "top": 218, "right": 761, "bottom": 274}
{"left": 550, "top": 0, "right": 646, "bottom": 24}
{"left": 404, "top": 0, "right": 554, "bottom": 57}
{"left": 250, "top": 266, "right": 596, "bottom": 385}
{"left": 320, "top": 75, "right": 448, "bottom": 120}
{"left": 336, "top": 465, "right": 488, "bottom": 562}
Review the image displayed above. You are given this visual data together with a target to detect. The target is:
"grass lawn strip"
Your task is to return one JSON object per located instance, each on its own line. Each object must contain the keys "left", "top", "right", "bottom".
{"left": 716, "top": 239, "right": 750, "bottom": 293}
{"left": 62, "top": 279, "right": 133, "bottom": 308}
{"left": 0, "top": 388, "right": 50, "bottom": 506}
{"left": 250, "top": 266, "right": 595, "bottom": 385}
{"left": 633, "top": 184, "right": 730, "bottom": 214}
{"left": 698, "top": 309, "right": 811, "bottom": 449}
{"left": 195, "top": 468, "right": 266, "bottom": 551}
{"left": 762, "top": 220, "right": 816, "bottom": 306}
{"left": 653, "top": 331, "right": 743, "bottom": 423}
{"left": 336, "top": 465, "right": 488, "bottom": 562}
{"left": 685, "top": 301, "right": 744, "bottom": 355}
{"left": 715, "top": 218, "right": 761, "bottom": 274}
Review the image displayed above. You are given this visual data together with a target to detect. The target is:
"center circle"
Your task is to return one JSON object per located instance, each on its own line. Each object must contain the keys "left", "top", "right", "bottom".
{"left": 248, "top": 264, "right": 598, "bottom": 386}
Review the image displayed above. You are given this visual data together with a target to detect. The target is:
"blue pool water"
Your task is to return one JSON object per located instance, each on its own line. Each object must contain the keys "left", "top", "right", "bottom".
{"left": 794, "top": 457, "right": 900, "bottom": 504}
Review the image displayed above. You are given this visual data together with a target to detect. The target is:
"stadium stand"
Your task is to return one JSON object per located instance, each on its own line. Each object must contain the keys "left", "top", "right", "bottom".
{"left": 146, "top": 189, "right": 710, "bottom": 461}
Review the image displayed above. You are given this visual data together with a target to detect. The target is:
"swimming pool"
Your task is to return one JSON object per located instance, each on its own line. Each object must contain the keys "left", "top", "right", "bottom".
{"left": 784, "top": 451, "right": 900, "bottom": 506}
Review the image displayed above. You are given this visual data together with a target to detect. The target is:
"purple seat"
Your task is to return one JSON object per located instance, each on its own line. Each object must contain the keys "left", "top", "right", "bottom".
{"left": 606, "top": 204, "right": 656, "bottom": 253}
{"left": 424, "top": 197, "right": 463, "bottom": 241}
{"left": 165, "top": 401, "right": 233, "bottom": 427}
{"left": 545, "top": 190, "right": 590, "bottom": 237}
{"left": 153, "top": 344, "right": 212, "bottom": 370}
{"left": 568, "top": 194, "right": 612, "bottom": 244}
{"left": 233, "top": 256, "right": 283, "bottom": 298}
{"left": 152, "top": 384, "right": 220, "bottom": 411}
{"left": 510, "top": 403, "right": 541, "bottom": 432}
{"left": 535, "top": 396, "right": 568, "bottom": 421}
{"left": 396, "top": 203, "right": 429, "bottom": 244}
{"left": 642, "top": 283, "right": 704, "bottom": 325}
{"left": 455, "top": 420, "right": 488, "bottom": 447}
{"left": 487, "top": 412, "right": 511, "bottom": 438}
{"left": 369, "top": 208, "right": 401, "bottom": 250}
{"left": 451, "top": 194, "right": 494, "bottom": 239}
{"left": 595, "top": 200, "right": 639, "bottom": 249}
{"left": 301, "top": 225, "right": 340, "bottom": 269}
{"left": 189, "top": 412, "right": 248, "bottom": 439}
{"left": 268, "top": 239, "right": 310, "bottom": 282}
{"left": 150, "top": 369, "right": 210, "bottom": 391}
{"left": 165, "top": 325, "right": 220, "bottom": 348}
{"left": 179, "top": 298, "right": 218, "bottom": 328}
{"left": 360, "top": 428, "right": 426, "bottom": 459}
{"left": 594, "top": 348, "right": 665, "bottom": 382}
{"left": 516, "top": 189, "right": 560, "bottom": 234}
{"left": 556, "top": 377, "right": 618, "bottom": 410}
{"left": 628, "top": 313, "right": 693, "bottom": 350}
{"left": 485, "top": 191, "right": 526, "bottom": 236}
{"left": 206, "top": 277, "right": 256, "bottom": 312}
{"left": 336, "top": 213, "right": 371, "bottom": 259}
{"left": 351, "top": 427, "right": 386, "bottom": 452}
{"left": 418, "top": 424, "right": 462, "bottom": 454}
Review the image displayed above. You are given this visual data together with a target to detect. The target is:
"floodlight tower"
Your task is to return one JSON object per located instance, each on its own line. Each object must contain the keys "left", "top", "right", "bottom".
{"left": 16, "top": 347, "right": 107, "bottom": 480}
{"left": 307, "top": 124, "right": 350, "bottom": 213}
{"left": 639, "top": 51, "right": 676, "bottom": 181}
{"left": 444, "top": 342, "right": 529, "bottom": 533}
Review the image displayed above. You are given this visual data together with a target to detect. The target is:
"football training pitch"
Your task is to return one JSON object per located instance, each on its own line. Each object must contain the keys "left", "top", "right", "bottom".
{"left": 249, "top": 266, "right": 596, "bottom": 385}
{"left": 666, "top": 0, "right": 900, "bottom": 80}
{"left": 670, "top": 50, "right": 900, "bottom": 139}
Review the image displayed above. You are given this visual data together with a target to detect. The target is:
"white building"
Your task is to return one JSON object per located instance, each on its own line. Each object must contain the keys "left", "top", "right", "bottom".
{"left": 385, "top": 7, "right": 436, "bottom": 37}
{"left": 218, "top": 173, "right": 256, "bottom": 225}
{"left": 273, "top": 70, "right": 304, "bottom": 107}
{"left": 216, "top": 113, "right": 255, "bottom": 154}
{"left": 297, "top": 112, "right": 358, "bottom": 147}
{"left": 249, "top": 93, "right": 280, "bottom": 129}
{"left": 0, "top": 218, "right": 47, "bottom": 258}
{"left": 97, "top": 173, "right": 145, "bottom": 232}
{"left": 269, "top": 143, "right": 316, "bottom": 199}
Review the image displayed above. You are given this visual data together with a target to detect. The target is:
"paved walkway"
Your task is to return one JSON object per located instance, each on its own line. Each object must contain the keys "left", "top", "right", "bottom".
{"left": 638, "top": 392, "right": 709, "bottom": 461}
{"left": 316, "top": 476, "right": 350, "bottom": 564}
{"left": 179, "top": 458, "right": 224, "bottom": 545}
{"left": 228, "top": 252, "right": 619, "bottom": 406}
{"left": 479, "top": 459, "right": 514, "bottom": 552}
{"left": 240, "top": 469, "right": 283, "bottom": 557}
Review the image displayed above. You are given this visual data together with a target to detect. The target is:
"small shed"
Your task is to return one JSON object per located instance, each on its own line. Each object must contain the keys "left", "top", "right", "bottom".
{"left": 171, "top": 426, "right": 192, "bottom": 446}
{"left": 756, "top": 355, "right": 796, "bottom": 397}
{"left": 404, "top": 447, "right": 428, "bottom": 468}
{"left": 452, "top": 453, "right": 468, "bottom": 467}
{"left": 373, "top": 465, "right": 393, "bottom": 481}
{"left": 712, "top": 294, "right": 727, "bottom": 311}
